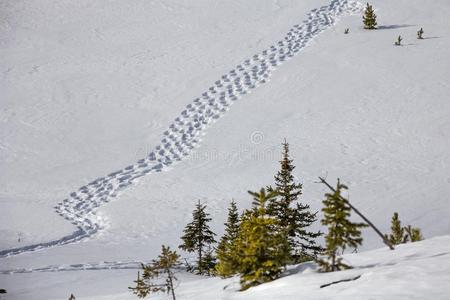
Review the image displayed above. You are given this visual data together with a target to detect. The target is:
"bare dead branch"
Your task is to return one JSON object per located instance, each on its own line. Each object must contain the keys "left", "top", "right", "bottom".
{"left": 320, "top": 275, "right": 361, "bottom": 288}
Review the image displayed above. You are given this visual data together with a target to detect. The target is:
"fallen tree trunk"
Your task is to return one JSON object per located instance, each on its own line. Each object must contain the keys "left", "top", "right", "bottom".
{"left": 320, "top": 275, "right": 361, "bottom": 288}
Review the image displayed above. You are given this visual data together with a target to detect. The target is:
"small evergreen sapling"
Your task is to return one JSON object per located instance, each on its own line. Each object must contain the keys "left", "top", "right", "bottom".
{"left": 385, "top": 212, "right": 423, "bottom": 244}
{"left": 202, "top": 246, "right": 217, "bottom": 276}
{"left": 267, "top": 140, "right": 323, "bottom": 263}
{"left": 317, "top": 179, "right": 367, "bottom": 272}
{"left": 318, "top": 176, "right": 394, "bottom": 250}
{"left": 129, "top": 245, "right": 180, "bottom": 300}
{"left": 385, "top": 212, "right": 407, "bottom": 245}
{"left": 363, "top": 3, "right": 377, "bottom": 30}
{"left": 234, "top": 188, "right": 291, "bottom": 290}
{"left": 395, "top": 35, "right": 403, "bottom": 46}
{"left": 179, "top": 200, "right": 216, "bottom": 275}
{"left": 417, "top": 28, "right": 424, "bottom": 39}
{"left": 216, "top": 200, "right": 241, "bottom": 277}
{"left": 404, "top": 225, "right": 423, "bottom": 242}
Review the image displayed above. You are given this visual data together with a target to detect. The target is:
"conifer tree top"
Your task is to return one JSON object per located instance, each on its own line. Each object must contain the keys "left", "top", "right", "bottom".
{"left": 248, "top": 188, "right": 278, "bottom": 214}
{"left": 179, "top": 200, "right": 216, "bottom": 251}
{"left": 273, "top": 139, "right": 302, "bottom": 204}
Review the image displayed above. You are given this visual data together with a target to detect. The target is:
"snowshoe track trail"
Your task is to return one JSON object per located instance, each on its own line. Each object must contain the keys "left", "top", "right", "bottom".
{"left": 0, "top": 0, "right": 362, "bottom": 258}
{"left": 0, "top": 261, "right": 145, "bottom": 274}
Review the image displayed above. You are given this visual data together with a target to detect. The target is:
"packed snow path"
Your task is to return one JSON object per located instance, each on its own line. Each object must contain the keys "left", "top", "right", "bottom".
{"left": 0, "top": 0, "right": 362, "bottom": 258}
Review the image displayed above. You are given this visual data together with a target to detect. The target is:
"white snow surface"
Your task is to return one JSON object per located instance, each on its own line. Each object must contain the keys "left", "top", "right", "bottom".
{"left": 2, "top": 235, "right": 450, "bottom": 299}
{"left": 1, "top": 0, "right": 450, "bottom": 298}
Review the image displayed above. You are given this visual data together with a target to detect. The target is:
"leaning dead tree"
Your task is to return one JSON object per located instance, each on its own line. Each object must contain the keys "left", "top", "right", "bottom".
{"left": 318, "top": 177, "right": 395, "bottom": 250}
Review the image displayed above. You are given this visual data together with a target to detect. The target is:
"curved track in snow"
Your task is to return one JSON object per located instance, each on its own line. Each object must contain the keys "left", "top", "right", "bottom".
{"left": 0, "top": 0, "right": 362, "bottom": 258}
{"left": 0, "top": 261, "right": 145, "bottom": 274}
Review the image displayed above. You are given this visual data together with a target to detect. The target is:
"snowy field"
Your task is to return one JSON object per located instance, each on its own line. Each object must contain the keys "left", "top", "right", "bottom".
{"left": 4, "top": 235, "right": 449, "bottom": 299}
{"left": 1, "top": 0, "right": 450, "bottom": 298}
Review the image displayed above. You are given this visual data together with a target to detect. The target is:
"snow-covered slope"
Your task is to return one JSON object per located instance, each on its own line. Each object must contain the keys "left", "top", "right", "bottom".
{"left": 0, "top": 0, "right": 362, "bottom": 258}
{"left": 2, "top": 235, "right": 449, "bottom": 299}
{"left": 1, "top": 0, "right": 450, "bottom": 298}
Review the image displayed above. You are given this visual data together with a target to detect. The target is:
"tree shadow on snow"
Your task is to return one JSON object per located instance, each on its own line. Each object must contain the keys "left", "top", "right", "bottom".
{"left": 378, "top": 24, "right": 415, "bottom": 30}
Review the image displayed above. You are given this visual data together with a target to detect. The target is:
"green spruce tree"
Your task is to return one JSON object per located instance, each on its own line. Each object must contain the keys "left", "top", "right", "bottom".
{"left": 385, "top": 212, "right": 407, "bottom": 245}
{"left": 179, "top": 200, "right": 216, "bottom": 275}
{"left": 216, "top": 200, "right": 241, "bottom": 277}
{"left": 317, "top": 179, "right": 367, "bottom": 272}
{"left": 129, "top": 245, "right": 180, "bottom": 300}
{"left": 267, "top": 140, "right": 323, "bottom": 263}
{"left": 234, "top": 188, "right": 291, "bottom": 290}
{"left": 363, "top": 3, "right": 378, "bottom": 30}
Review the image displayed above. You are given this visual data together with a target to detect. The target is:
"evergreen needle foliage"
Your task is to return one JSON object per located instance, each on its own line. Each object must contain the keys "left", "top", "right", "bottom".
{"left": 216, "top": 200, "right": 241, "bottom": 277}
{"left": 179, "top": 200, "right": 216, "bottom": 275}
{"left": 405, "top": 225, "right": 423, "bottom": 242}
{"left": 385, "top": 212, "right": 423, "bottom": 245}
{"left": 385, "top": 212, "right": 407, "bottom": 245}
{"left": 234, "top": 188, "right": 291, "bottom": 290}
{"left": 267, "top": 140, "right": 323, "bottom": 263}
{"left": 317, "top": 179, "right": 367, "bottom": 272}
{"left": 363, "top": 3, "right": 378, "bottom": 30}
{"left": 129, "top": 245, "right": 180, "bottom": 300}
